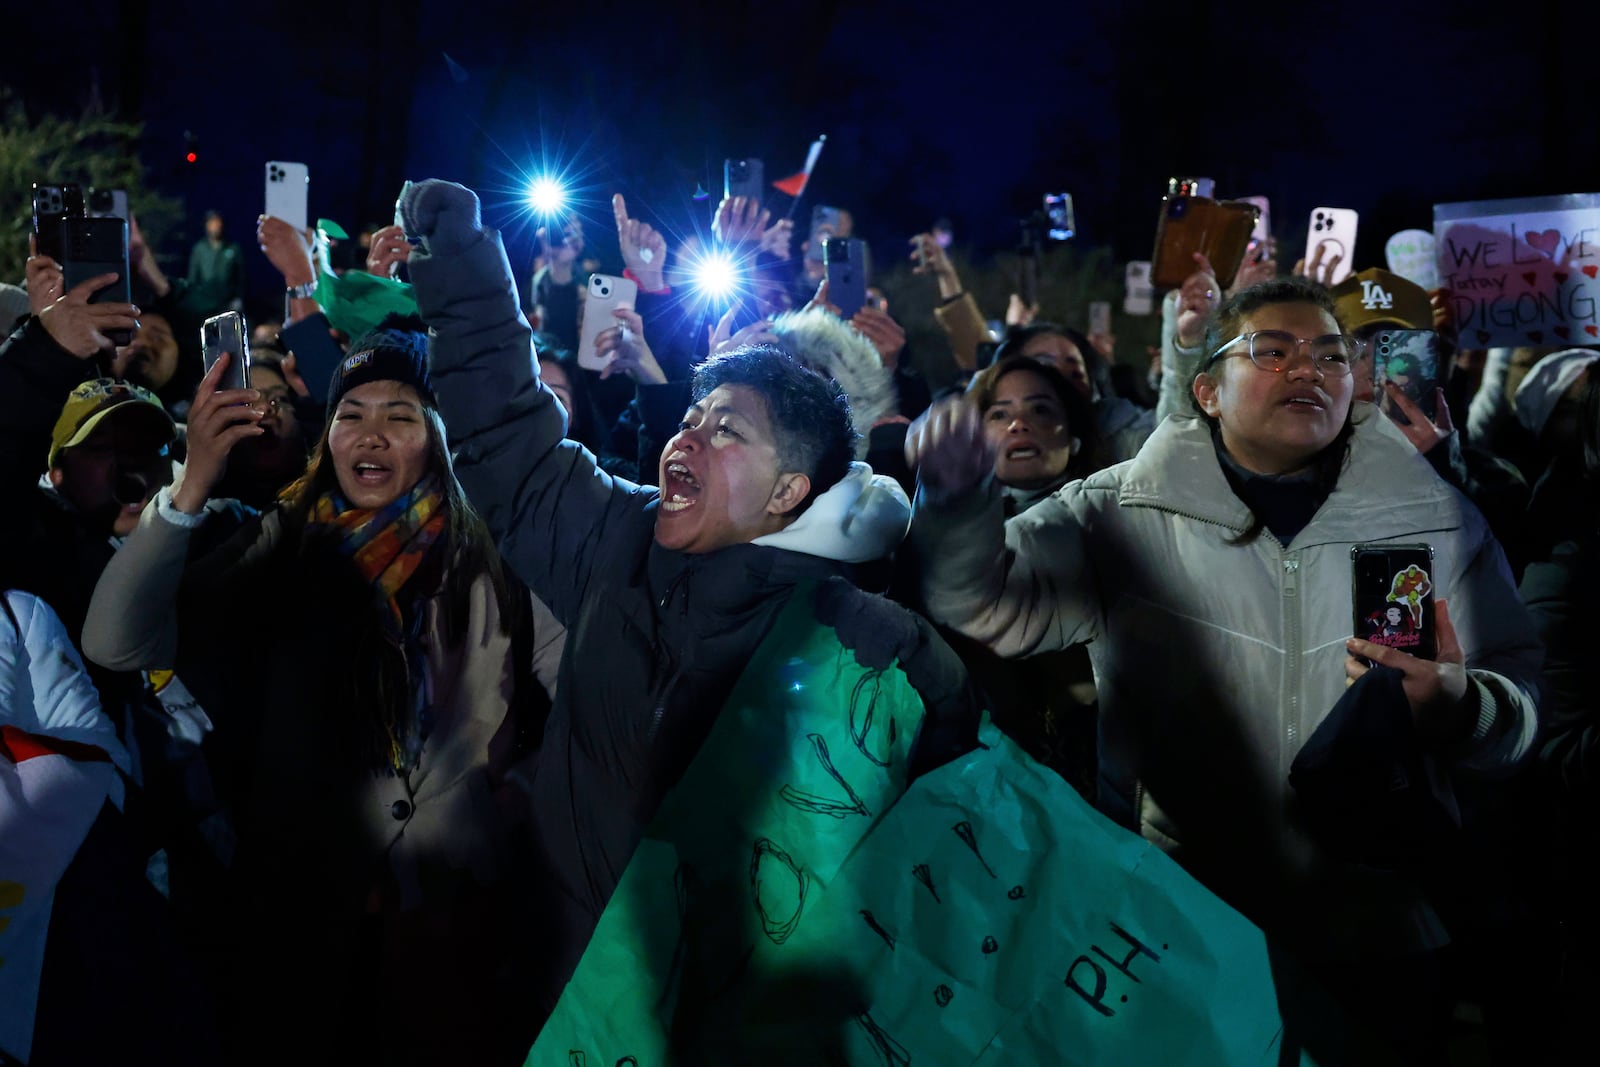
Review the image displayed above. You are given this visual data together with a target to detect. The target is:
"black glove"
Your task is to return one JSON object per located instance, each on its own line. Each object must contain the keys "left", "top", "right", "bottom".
{"left": 397, "top": 179, "right": 483, "bottom": 257}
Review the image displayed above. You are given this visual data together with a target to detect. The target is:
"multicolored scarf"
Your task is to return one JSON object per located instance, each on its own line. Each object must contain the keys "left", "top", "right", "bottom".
{"left": 310, "top": 474, "right": 447, "bottom": 628}
{"left": 310, "top": 474, "right": 447, "bottom": 770}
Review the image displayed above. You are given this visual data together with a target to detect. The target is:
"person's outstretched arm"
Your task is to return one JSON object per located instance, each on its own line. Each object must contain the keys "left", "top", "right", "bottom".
{"left": 401, "top": 180, "right": 656, "bottom": 627}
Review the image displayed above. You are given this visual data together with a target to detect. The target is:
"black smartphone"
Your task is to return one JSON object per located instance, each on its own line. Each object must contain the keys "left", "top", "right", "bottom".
{"left": 1044, "top": 192, "right": 1075, "bottom": 241}
{"left": 1351, "top": 543, "right": 1437, "bottom": 661}
{"left": 32, "top": 181, "right": 85, "bottom": 262}
{"left": 723, "top": 158, "right": 765, "bottom": 204}
{"left": 59, "top": 215, "right": 133, "bottom": 347}
{"left": 1373, "top": 330, "right": 1441, "bottom": 425}
{"left": 201, "top": 311, "right": 251, "bottom": 391}
{"left": 824, "top": 236, "right": 868, "bottom": 319}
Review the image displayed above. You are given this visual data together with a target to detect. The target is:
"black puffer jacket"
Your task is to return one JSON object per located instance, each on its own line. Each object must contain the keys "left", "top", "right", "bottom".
{"left": 405, "top": 182, "right": 980, "bottom": 1009}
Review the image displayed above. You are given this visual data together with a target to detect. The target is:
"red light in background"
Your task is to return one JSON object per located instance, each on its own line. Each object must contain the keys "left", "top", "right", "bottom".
{"left": 186, "top": 151, "right": 197, "bottom": 163}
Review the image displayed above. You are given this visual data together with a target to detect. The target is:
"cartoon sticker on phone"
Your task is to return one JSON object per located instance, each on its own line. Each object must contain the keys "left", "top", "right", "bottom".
{"left": 1386, "top": 564, "right": 1432, "bottom": 632}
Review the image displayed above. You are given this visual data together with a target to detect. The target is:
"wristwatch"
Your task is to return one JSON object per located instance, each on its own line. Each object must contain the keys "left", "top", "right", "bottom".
{"left": 286, "top": 280, "right": 318, "bottom": 300}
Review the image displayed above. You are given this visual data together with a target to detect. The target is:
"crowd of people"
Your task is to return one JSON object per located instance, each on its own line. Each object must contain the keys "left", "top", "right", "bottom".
{"left": 2, "top": 161, "right": 1597, "bottom": 1066}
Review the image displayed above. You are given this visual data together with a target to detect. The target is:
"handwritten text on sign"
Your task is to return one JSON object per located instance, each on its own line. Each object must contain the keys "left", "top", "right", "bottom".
{"left": 1434, "top": 193, "right": 1600, "bottom": 348}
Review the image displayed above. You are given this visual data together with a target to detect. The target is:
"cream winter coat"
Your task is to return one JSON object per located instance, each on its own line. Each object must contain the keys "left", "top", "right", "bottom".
{"left": 912, "top": 408, "right": 1540, "bottom": 872}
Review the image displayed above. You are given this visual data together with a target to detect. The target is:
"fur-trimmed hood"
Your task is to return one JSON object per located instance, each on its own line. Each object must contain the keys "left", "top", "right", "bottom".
{"left": 769, "top": 308, "right": 895, "bottom": 458}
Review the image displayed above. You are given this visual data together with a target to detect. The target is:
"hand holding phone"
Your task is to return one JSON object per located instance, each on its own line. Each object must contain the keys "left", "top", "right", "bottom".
{"left": 576, "top": 274, "right": 640, "bottom": 370}
{"left": 1303, "top": 208, "right": 1358, "bottom": 287}
{"left": 59, "top": 216, "right": 133, "bottom": 347}
{"left": 723, "top": 158, "right": 765, "bottom": 205}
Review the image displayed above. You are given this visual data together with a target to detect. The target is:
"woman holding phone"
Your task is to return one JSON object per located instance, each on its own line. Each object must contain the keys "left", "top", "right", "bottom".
{"left": 905, "top": 276, "right": 1538, "bottom": 1058}
{"left": 82, "top": 315, "right": 563, "bottom": 1064}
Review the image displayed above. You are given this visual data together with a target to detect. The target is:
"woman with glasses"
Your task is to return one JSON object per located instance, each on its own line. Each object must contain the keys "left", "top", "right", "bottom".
{"left": 80, "top": 315, "right": 564, "bottom": 1064}
{"left": 905, "top": 276, "right": 1538, "bottom": 1057}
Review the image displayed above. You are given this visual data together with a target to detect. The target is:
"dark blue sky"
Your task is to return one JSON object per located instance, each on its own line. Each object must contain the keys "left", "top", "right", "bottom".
{"left": 16, "top": 0, "right": 1597, "bottom": 306}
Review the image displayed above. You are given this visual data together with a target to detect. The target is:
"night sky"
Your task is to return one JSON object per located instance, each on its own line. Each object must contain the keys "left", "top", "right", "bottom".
{"left": 14, "top": 0, "right": 1599, "bottom": 314}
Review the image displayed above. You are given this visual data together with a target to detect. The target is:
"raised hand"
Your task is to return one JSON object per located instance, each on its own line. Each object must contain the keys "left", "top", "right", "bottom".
{"left": 170, "top": 353, "right": 264, "bottom": 514}
{"left": 365, "top": 224, "right": 413, "bottom": 279}
{"left": 1176, "top": 252, "right": 1221, "bottom": 349}
{"left": 852, "top": 305, "right": 907, "bottom": 367}
{"left": 38, "top": 272, "right": 139, "bottom": 358}
{"left": 613, "top": 194, "right": 668, "bottom": 292}
{"left": 257, "top": 215, "right": 317, "bottom": 288}
{"left": 713, "top": 196, "right": 769, "bottom": 245}
{"left": 594, "top": 306, "right": 667, "bottom": 384}
{"left": 909, "top": 232, "right": 962, "bottom": 300}
{"left": 1382, "top": 384, "right": 1454, "bottom": 455}
{"left": 1293, "top": 242, "right": 1340, "bottom": 288}
{"left": 904, "top": 394, "right": 995, "bottom": 502}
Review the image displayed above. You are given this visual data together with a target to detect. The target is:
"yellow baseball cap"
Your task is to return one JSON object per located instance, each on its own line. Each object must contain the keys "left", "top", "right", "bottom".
{"left": 1331, "top": 268, "right": 1433, "bottom": 332}
{"left": 48, "top": 378, "right": 176, "bottom": 469}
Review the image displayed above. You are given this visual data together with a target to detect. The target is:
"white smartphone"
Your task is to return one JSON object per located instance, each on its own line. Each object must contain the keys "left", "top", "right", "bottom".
{"left": 265, "top": 161, "right": 310, "bottom": 231}
{"left": 1306, "top": 207, "right": 1359, "bottom": 286}
{"left": 576, "top": 273, "right": 640, "bottom": 371}
{"left": 1241, "top": 195, "right": 1271, "bottom": 245}
{"left": 1089, "top": 301, "right": 1112, "bottom": 335}
{"left": 1123, "top": 261, "right": 1154, "bottom": 316}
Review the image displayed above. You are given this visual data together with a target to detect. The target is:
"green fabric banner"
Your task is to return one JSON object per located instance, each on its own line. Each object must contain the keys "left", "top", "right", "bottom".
{"left": 530, "top": 591, "right": 1324, "bottom": 1065}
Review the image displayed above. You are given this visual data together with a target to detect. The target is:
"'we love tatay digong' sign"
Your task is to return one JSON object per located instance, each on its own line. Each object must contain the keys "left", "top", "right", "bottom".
{"left": 1434, "top": 193, "right": 1600, "bottom": 348}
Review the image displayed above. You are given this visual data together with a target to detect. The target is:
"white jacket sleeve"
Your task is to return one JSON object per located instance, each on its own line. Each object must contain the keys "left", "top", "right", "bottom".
{"left": 1445, "top": 524, "right": 1543, "bottom": 774}
{"left": 1, "top": 591, "right": 130, "bottom": 778}
{"left": 1157, "top": 289, "right": 1207, "bottom": 426}
{"left": 80, "top": 495, "right": 197, "bottom": 672}
{"left": 909, "top": 479, "right": 1102, "bottom": 659}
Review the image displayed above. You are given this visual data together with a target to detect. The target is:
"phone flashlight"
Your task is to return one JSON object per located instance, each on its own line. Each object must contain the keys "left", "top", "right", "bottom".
{"left": 526, "top": 176, "right": 567, "bottom": 216}
{"left": 688, "top": 250, "right": 741, "bottom": 301}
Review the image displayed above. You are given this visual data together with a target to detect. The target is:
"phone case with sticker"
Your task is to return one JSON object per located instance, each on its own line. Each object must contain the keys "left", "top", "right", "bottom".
{"left": 1351, "top": 543, "right": 1436, "bottom": 661}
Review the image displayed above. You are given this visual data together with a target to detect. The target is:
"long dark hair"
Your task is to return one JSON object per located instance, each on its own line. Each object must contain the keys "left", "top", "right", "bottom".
{"left": 1196, "top": 277, "right": 1356, "bottom": 544}
{"left": 994, "top": 322, "right": 1112, "bottom": 399}
{"left": 278, "top": 396, "right": 520, "bottom": 768}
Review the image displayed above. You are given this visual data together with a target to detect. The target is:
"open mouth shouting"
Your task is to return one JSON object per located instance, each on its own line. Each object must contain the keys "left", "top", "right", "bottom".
{"left": 661, "top": 460, "right": 702, "bottom": 513}
{"left": 1003, "top": 444, "right": 1041, "bottom": 461}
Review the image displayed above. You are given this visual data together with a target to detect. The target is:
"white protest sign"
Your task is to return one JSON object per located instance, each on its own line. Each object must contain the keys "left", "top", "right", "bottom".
{"left": 1385, "top": 229, "right": 1439, "bottom": 290}
{"left": 1124, "top": 261, "right": 1154, "bottom": 316}
{"left": 1434, "top": 193, "right": 1600, "bottom": 348}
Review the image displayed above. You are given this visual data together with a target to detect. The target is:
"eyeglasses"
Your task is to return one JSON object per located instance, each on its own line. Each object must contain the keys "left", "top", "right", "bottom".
{"left": 1205, "top": 330, "right": 1361, "bottom": 377}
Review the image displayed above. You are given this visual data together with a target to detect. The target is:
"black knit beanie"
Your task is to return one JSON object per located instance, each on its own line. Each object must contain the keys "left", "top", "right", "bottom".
{"left": 325, "top": 313, "right": 436, "bottom": 421}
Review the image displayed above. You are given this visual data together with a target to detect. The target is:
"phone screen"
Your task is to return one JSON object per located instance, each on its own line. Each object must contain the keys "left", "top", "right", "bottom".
{"left": 1351, "top": 544, "right": 1436, "bottom": 661}
{"left": 1044, "top": 193, "right": 1075, "bottom": 241}
{"left": 1373, "top": 330, "right": 1440, "bottom": 424}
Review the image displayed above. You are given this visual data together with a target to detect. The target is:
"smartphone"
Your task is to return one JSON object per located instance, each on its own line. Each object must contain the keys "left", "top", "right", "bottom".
{"left": 265, "top": 161, "right": 310, "bottom": 231}
{"left": 1373, "top": 329, "right": 1441, "bottom": 425}
{"left": 59, "top": 216, "right": 133, "bottom": 346}
{"left": 1351, "top": 543, "right": 1437, "bottom": 661}
{"left": 1240, "top": 195, "right": 1271, "bottom": 245}
{"left": 723, "top": 158, "right": 764, "bottom": 204}
{"left": 808, "top": 205, "right": 842, "bottom": 264}
{"left": 575, "top": 273, "right": 640, "bottom": 371}
{"left": 1306, "top": 207, "right": 1359, "bottom": 287}
{"left": 1123, "top": 261, "right": 1155, "bottom": 316}
{"left": 32, "top": 182, "right": 85, "bottom": 262}
{"left": 201, "top": 311, "right": 251, "bottom": 391}
{"left": 824, "top": 236, "right": 868, "bottom": 319}
{"left": 1151, "top": 196, "right": 1259, "bottom": 290}
{"left": 1044, "top": 192, "right": 1076, "bottom": 241}
{"left": 88, "top": 187, "right": 129, "bottom": 222}
{"left": 1089, "top": 301, "right": 1112, "bottom": 336}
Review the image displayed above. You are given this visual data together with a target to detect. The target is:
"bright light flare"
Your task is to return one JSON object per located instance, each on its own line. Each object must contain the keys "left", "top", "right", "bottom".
{"left": 526, "top": 176, "right": 567, "bottom": 216}
{"left": 689, "top": 251, "right": 740, "bottom": 301}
